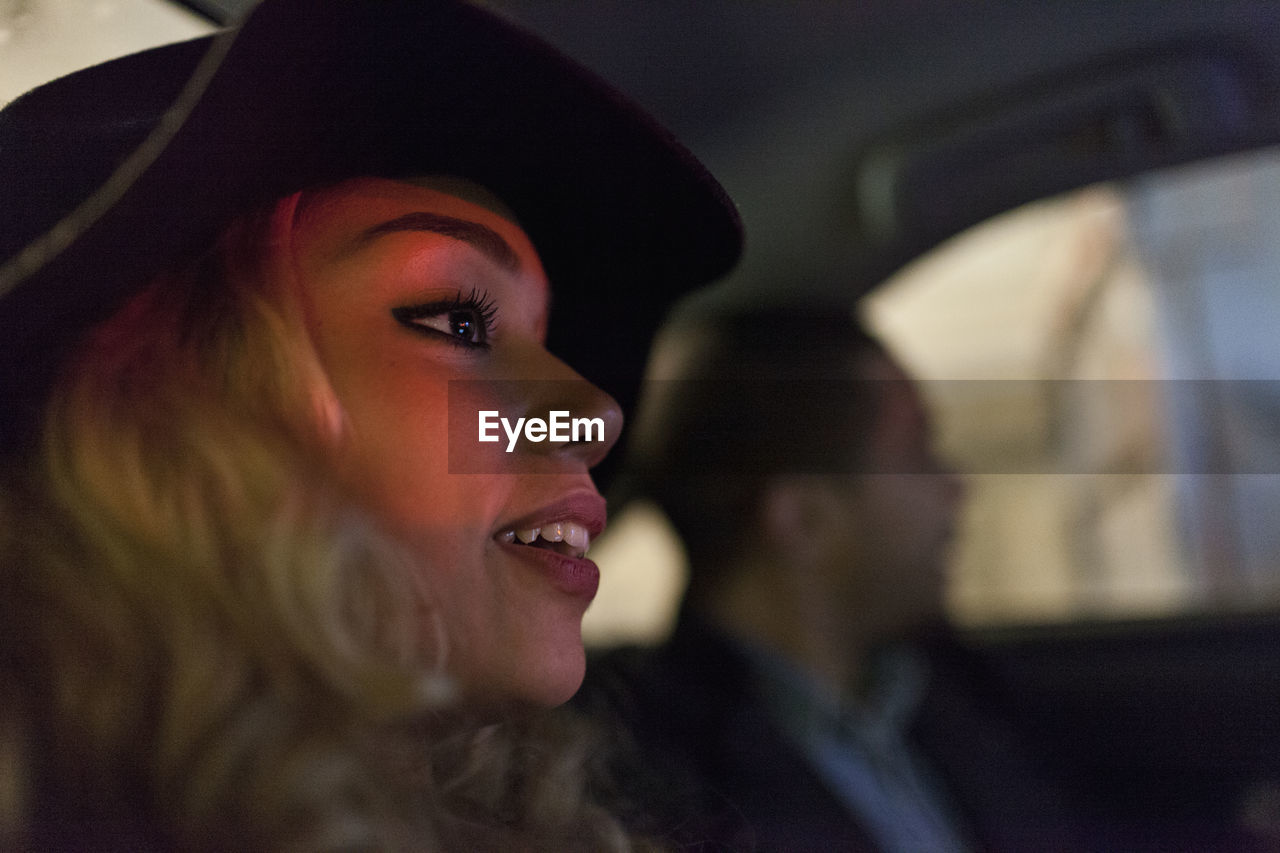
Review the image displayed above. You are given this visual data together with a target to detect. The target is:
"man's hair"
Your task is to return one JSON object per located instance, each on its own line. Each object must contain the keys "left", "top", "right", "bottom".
{"left": 622, "top": 301, "right": 887, "bottom": 593}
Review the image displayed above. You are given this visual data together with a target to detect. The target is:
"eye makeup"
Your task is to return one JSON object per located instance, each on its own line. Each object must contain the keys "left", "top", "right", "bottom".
{"left": 392, "top": 287, "right": 499, "bottom": 349}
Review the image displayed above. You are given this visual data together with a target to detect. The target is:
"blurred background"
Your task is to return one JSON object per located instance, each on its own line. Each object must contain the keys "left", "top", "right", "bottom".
{"left": 6, "top": 0, "right": 1280, "bottom": 643}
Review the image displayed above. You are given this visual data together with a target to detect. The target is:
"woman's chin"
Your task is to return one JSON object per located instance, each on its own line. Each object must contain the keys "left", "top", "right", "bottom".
{"left": 517, "top": 646, "right": 588, "bottom": 710}
{"left": 470, "top": 647, "right": 587, "bottom": 715}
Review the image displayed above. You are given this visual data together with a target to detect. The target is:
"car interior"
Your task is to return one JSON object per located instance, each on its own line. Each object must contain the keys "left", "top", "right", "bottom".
{"left": 6, "top": 0, "right": 1280, "bottom": 845}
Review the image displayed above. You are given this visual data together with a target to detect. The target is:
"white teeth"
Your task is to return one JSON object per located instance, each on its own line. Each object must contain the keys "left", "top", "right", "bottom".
{"left": 562, "top": 522, "right": 590, "bottom": 552}
{"left": 503, "top": 521, "right": 592, "bottom": 555}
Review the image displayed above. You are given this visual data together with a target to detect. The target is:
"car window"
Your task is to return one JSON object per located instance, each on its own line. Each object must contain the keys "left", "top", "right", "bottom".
{"left": 864, "top": 144, "right": 1280, "bottom": 628}
{"left": 585, "top": 145, "right": 1280, "bottom": 644}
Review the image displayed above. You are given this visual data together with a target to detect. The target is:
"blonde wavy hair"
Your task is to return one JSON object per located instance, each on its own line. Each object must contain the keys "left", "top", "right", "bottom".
{"left": 0, "top": 194, "right": 634, "bottom": 851}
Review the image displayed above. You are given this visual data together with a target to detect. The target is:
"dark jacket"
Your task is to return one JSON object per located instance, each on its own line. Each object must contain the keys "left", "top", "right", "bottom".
{"left": 575, "top": 612, "right": 1083, "bottom": 852}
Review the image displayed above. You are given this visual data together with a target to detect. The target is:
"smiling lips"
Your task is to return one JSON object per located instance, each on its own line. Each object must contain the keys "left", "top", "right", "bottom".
{"left": 494, "top": 494, "right": 606, "bottom": 598}
{"left": 495, "top": 491, "right": 606, "bottom": 563}
{"left": 496, "top": 516, "right": 602, "bottom": 599}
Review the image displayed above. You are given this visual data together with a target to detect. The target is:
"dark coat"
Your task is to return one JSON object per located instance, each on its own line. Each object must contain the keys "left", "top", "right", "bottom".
{"left": 575, "top": 613, "right": 1085, "bottom": 852}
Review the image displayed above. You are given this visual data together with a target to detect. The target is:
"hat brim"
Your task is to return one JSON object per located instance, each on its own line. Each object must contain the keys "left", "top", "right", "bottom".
{"left": 0, "top": 0, "right": 741, "bottom": 465}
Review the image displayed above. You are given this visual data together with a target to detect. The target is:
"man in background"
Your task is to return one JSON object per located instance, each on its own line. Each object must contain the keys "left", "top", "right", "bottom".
{"left": 577, "top": 298, "right": 1077, "bottom": 852}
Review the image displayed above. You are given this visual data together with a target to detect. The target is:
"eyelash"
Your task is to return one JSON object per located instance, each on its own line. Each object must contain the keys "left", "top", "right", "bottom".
{"left": 392, "top": 288, "right": 499, "bottom": 349}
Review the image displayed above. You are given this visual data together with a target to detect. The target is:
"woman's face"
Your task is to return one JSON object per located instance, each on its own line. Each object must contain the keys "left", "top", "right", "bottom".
{"left": 280, "top": 177, "right": 621, "bottom": 710}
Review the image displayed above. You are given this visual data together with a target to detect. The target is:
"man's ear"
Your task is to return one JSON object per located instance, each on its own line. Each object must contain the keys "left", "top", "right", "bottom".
{"left": 758, "top": 476, "right": 835, "bottom": 563}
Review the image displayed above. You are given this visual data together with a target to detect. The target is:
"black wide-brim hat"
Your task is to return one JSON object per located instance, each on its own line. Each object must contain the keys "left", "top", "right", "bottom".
{"left": 0, "top": 0, "right": 741, "bottom": 465}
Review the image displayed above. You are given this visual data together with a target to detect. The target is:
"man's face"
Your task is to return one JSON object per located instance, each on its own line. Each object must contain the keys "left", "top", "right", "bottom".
{"left": 818, "top": 352, "right": 964, "bottom": 638}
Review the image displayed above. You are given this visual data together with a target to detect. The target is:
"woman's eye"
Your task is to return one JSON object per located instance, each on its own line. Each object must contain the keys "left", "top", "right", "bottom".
{"left": 393, "top": 290, "right": 498, "bottom": 349}
{"left": 413, "top": 308, "right": 487, "bottom": 344}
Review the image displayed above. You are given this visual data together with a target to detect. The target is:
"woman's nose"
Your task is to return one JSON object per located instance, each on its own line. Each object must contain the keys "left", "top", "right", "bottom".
{"left": 549, "top": 381, "right": 624, "bottom": 469}
{"left": 507, "top": 346, "right": 624, "bottom": 469}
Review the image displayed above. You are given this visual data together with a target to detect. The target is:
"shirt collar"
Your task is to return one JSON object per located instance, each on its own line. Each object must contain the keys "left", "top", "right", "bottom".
{"left": 731, "top": 635, "right": 931, "bottom": 746}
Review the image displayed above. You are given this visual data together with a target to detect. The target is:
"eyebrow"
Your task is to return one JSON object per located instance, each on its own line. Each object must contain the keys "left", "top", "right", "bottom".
{"left": 354, "top": 212, "right": 520, "bottom": 271}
